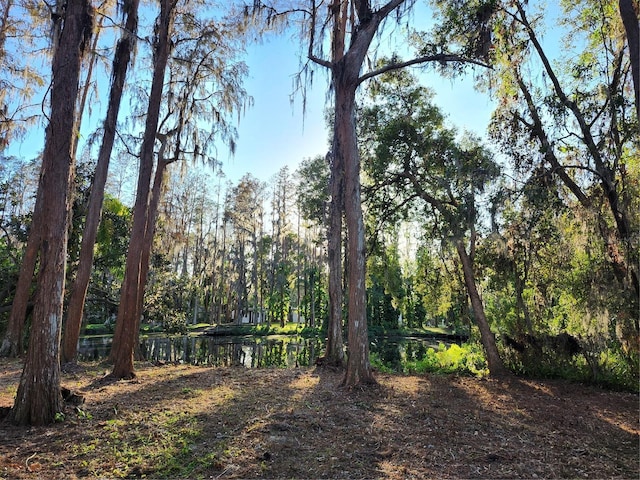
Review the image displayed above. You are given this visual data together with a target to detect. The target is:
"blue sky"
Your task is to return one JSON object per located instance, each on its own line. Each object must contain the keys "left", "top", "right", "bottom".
{"left": 222, "top": 34, "right": 332, "bottom": 183}
{"left": 227, "top": 29, "right": 496, "bottom": 185}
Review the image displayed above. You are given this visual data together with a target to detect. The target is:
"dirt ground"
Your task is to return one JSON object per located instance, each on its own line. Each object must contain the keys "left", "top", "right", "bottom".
{"left": 0, "top": 358, "right": 638, "bottom": 479}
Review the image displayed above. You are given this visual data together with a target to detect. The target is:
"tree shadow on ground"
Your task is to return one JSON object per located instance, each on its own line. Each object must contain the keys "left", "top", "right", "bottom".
{"left": 196, "top": 368, "right": 639, "bottom": 479}
{"left": 0, "top": 360, "right": 638, "bottom": 479}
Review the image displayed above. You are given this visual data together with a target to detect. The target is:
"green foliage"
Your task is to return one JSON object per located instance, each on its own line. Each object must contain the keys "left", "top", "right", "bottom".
{"left": 208, "top": 322, "right": 323, "bottom": 338}
{"left": 94, "top": 195, "right": 131, "bottom": 273}
{"left": 405, "top": 343, "right": 489, "bottom": 377}
{"left": 298, "top": 324, "right": 324, "bottom": 338}
{"left": 369, "top": 351, "right": 396, "bottom": 374}
{"left": 67, "top": 161, "right": 95, "bottom": 270}
{"left": 296, "top": 155, "right": 329, "bottom": 225}
{"left": 413, "top": 243, "right": 468, "bottom": 331}
{"left": 502, "top": 337, "right": 639, "bottom": 392}
{"left": 297, "top": 263, "right": 327, "bottom": 329}
{"left": 145, "top": 266, "right": 191, "bottom": 334}
{"left": 0, "top": 236, "right": 19, "bottom": 330}
{"left": 79, "top": 194, "right": 132, "bottom": 326}
{"left": 266, "top": 257, "right": 292, "bottom": 327}
{"left": 361, "top": 69, "right": 500, "bottom": 340}
{"left": 412, "top": 0, "right": 498, "bottom": 76}
{"left": 371, "top": 340, "right": 489, "bottom": 377}
{"left": 366, "top": 280, "right": 398, "bottom": 329}
{"left": 401, "top": 275, "right": 427, "bottom": 329}
{"left": 486, "top": 0, "right": 638, "bottom": 351}
{"left": 592, "top": 349, "right": 640, "bottom": 392}
{"left": 250, "top": 322, "right": 297, "bottom": 336}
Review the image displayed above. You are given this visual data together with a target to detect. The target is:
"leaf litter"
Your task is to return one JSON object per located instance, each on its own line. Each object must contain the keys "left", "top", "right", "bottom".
{"left": 0, "top": 358, "right": 637, "bottom": 479}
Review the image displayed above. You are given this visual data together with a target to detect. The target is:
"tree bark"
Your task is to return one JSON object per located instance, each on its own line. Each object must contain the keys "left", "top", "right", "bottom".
{"left": 307, "top": 0, "right": 476, "bottom": 383}
{"left": 455, "top": 239, "right": 509, "bottom": 378}
{"left": 618, "top": 0, "right": 640, "bottom": 120}
{"left": 0, "top": 237, "right": 38, "bottom": 357}
{"left": 9, "top": 0, "right": 92, "bottom": 425}
{"left": 110, "top": 0, "right": 175, "bottom": 380}
{"left": 314, "top": 1, "right": 402, "bottom": 384}
{"left": 62, "top": 0, "right": 139, "bottom": 364}
{"left": 323, "top": 149, "right": 346, "bottom": 367}
{"left": 334, "top": 56, "right": 375, "bottom": 386}
{"left": 133, "top": 155, "right": 170, "bottom": 359}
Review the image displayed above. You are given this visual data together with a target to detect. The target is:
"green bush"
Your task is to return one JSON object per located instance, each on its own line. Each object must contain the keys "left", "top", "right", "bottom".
{"left": 588, "top": 349, "right": 640, "bottom": 392}
{"left": 405, "top": 342, "right": 489, "bottom": 376}
{"left": 501, "top": 336, "right": 639, "bottom": 392}
{"left": 369, "top": 351, "right": 396, "bottom": 374}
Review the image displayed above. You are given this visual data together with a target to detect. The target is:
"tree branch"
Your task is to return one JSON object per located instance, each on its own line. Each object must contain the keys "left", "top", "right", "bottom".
{"left": 354, "top": 0, "right": 372, "bottom": 23}
{"left": 307, "top": 0, "right": 334, "bottom": 69}
{"left": 514, "top": 1, "right": 633, "bottom": 244}
{"left": 357, "top": 53, "right": 491, "bottom": 85}
{"left": 309, "top": 53, "right": 334, "bottom": 69}
{"left": 375, "top": 0, "right": 406, "bottom": 20}
{"left": 398, "top": 169, "right": 446, "bottom": 214}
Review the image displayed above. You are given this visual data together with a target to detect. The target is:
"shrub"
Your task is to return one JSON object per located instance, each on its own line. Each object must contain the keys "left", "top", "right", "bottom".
{"left": 405, "top": 342, "right": 489, "bottom": 376}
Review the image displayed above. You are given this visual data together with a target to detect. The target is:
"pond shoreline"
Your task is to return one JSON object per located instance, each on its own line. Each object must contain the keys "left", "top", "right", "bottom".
{"left": 199, "top": 323, "right": 469, "bottom": 343}
{"left": 77, "top": 326, "right": 465, "bottom": 370}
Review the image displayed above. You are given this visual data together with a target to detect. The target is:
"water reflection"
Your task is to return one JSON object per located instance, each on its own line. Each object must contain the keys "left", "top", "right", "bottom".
{"left": 141, "top": 335, "right": 322, "bottom": 368}
{"left": 77, "top": 334, "right": 322, "bottom": 368}
{"left": 78, "top": 335, "right": 113, "bottom": 362}
{"left": 370, "top": 336, "right": 449, "bottom": 371}
{"left": 77, "top": 333, "right": 452, "bottom": 370}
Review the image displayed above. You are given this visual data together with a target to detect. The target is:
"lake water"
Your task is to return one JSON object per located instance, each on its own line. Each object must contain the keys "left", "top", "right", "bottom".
{"left": 77, "top": 333, "right": 453, "bottom": 370}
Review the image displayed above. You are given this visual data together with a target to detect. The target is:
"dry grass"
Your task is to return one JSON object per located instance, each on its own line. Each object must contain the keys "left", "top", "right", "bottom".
{"left": 0, "top": 358, "right": 638, "bottom": 479}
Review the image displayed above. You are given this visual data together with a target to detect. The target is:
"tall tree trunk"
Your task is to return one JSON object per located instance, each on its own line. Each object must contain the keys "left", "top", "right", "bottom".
{"left": 0, "top": 237, "right": 38, "bottom": 357}
{"left": 455, "top": 239, "right": 509, "bottom": 378}
{"left": 310, "top": 265, "right": 316, "bottom": 328}
{"left": 72, "top": 14, "right": 102, "bottom": 156}
{"left": 133, "top": 155, "right": 170, "bottom": 359}
{"left": 218, "top": 218, "right": 227, "bottom": 323}
{"left": 335, "top": 63, "right": 375, "bottom": 386}
{"left": 3, "top": 4, "right": 101, "bottom": 361}
{"left": 208, "top": 184, "right": 221, "bottom": 323}
{"left": 62, "top": 0, "right": 139, "bottom": 364}
{"left": 323, "top": 149, "right": 346, "bottom": 367}
{"left": 9, "top": 0, "right": 93, "bottom": 425}
{"left": 0, "top": 0, "right": 55, "bottom": 356}
{"left": 110, "top": 0, "right": 175, "bottom": 380}
{"left": 316, "top": 0, "right": 394, "bottom": 385}
{"left": 618, "top": 0, "right": 640, "bottom": 120}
